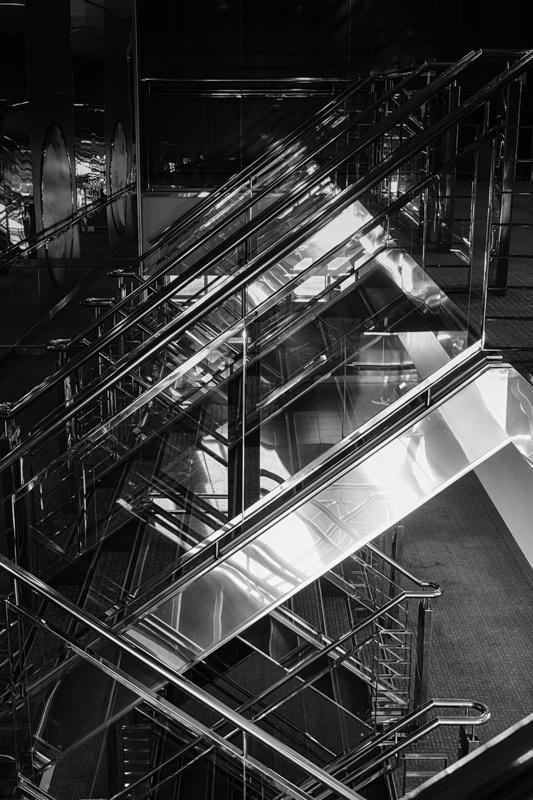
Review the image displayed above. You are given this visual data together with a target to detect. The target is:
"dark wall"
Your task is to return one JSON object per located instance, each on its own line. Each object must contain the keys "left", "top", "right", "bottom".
{"left": 136, "top": 0, "right": 431, "bottom": 190}
{"left": 413, "top": 0, "right": 529, "bottom": 62}
{"left": 139, "top": 0, "right": 530, "bottom": 81}
{"left": 138, "top": 0, "right": 425, "bottom": 81}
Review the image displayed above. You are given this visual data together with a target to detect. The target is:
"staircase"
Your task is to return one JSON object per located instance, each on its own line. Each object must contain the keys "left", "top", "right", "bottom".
{"left": 2, "top": 49, "right": 533, "bottom": 799}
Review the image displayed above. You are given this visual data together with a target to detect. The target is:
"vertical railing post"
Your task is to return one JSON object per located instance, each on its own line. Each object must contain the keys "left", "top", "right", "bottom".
{"left": 0, "top": 410, "right": 32, "bottom": 578}
{"left": 439, "top": 84, "right": 460, "bottom": 253}
{"left": 413, "top": 600, "right": 433, "bottom": 710}
{"left": 4, "top": 601, "right": 30, "bottom": 785}
{"left": 390, "top": 521, "right": 404, "bottom": 567}
{"left": 46, "top": 339, "right": 78, "bottom": 448}
{"left": 46, "top": 339, "right": 90, "bottom": 556}
{"left": 489, "top": 78, "right": 522, "bottom": 291}
{"left": 481, "top": 135, "right": 499, "bottom": 349}
{"left": 5, "top": 602, "right": 51, "bottom": 788}
{"left": 458, "top": 721, "right": 480, "bottom": 758}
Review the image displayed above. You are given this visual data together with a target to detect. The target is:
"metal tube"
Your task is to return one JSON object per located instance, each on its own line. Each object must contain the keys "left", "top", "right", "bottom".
{"left": 0, "top": 52, "right": 487, "bottom": 424}
{"left": 0, "top": 555, "right": 365, "bottom": 800}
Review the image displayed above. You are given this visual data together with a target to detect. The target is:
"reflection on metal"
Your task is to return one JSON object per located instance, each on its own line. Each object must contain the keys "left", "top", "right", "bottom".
{"left": 0, "top": 130, "right": 33, "bottom": 250}
{"left": 109, "top": 120, "right": 129, "bottom": 235}
{"left": 40, "top": 123, "right": 75, "bottom": 280}
{"left": 126, "top": 365, "right": 514, "bottom": 671}
{"left": 74, "top": 113, "right": 105, "bottom": 208}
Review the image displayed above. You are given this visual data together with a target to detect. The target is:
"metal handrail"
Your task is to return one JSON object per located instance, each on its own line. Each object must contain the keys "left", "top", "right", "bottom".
{"left": 0, "top": 49, "right": 527, "bottom": 511}
{"left": 63, "top": 53, "right": 479, "bottom": 351}
{"left": 101, "top": 346, "right": 491, "bottom": 633}
{"left": 147, "top": 73, "right": 373, "bottom": 247}
{"left": 365, "top": 542, "right": 439, "bottom": 590}
{"left": 218, "top": 586, "right": 443, "bottom": 723}
{"left": 298, "top": 697, "right": 490, "bottom": 796}
{"left": 147, "top": 62, "right": 433, "bottom": 249}
{"left": 0, "top": 51, "right": 486, "bottom": 433}
{"left": 0, "top": 182, "right": 135, "bottom": 270}
{"left": 0, "top": 64, "right": 500, "bottom": 471}
{"left": 0, "top": 556, "right": 484, "bottom": 800}
{"left": 399, "top": 710, "right": 533, "bottom": 800}
{"left": 0, "top": 555, "right": 366, "bottom": 800}
{"left": 23, "top": 121, "right": 497, "bottom": 502}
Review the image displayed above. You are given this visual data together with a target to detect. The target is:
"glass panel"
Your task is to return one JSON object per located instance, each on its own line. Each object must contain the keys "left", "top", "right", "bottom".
{"left": 5, "top": 596, "right": 366, "bottom": 800}
{"left": 122, "top": 367, "right": 509, "bottom": 672}
{"left": 4, "top": 53, "right": 529, "bottom": 664}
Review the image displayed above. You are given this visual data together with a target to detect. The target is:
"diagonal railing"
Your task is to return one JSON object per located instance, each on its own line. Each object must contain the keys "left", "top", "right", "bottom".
{"left": 3, "top": 51, "right": 532, "bottom": 800}
{"left": 0, "top": 183, "right": 136, "bottom": 270}
{"left": 0, "top": 51, "right": 487, "bottom": 435}
{"left": 0, "top": 552, "right": 488, "bottom": 800}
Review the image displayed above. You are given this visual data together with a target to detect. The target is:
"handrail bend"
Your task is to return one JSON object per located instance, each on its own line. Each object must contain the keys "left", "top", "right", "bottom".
{"left": 297, "top": 697, "right": 490, "bottom": 796}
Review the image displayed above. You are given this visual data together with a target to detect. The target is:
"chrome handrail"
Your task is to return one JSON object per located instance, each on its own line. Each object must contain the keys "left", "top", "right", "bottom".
{"left": 0, "top": 555, "right": 484, "bottom": 800}
{"left": 63, "top": 52, "right": 480, "bottom": 351}
{"left": 147, "top": 63, "right": 433, "bottom": 249}
{"left": 0, "top": 51, "right": 487, "bottom": 432}
{"left": 0, "top": 67, "right": 498, "bottom": 455}
{"left": 0, "top": 556, "right": 366, "bottom": 800}
{"left": 0, "top": 49, "right": 527, "bottom": 494}
{"left": 299, "top": 697, "right": 490, "bottom": 795}
{"left": 399, "top": 710, "right": 533, "bottom": 800}
{"left": 102, "top": 347, "right": 491, "bottom": 631}
{"left": 0, "top": 182, "right": 135, "bottom": 269}
{"left": 365, "top": 542, "right": 439, "bottom": 590}
{"left": 225, "top": 585, "right": 443, "bottom": 723}
{"left": 25, "top": 121, "right": 496, "bottom": 491}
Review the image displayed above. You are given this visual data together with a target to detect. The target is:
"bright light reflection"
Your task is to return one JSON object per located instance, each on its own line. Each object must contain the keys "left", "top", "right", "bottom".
{"left": 235, "top": 513, "right": 316, "bottom": 583}
{"left": 314, "top": 206, "right": 356, "bottom": 251}
{"left": 362, "top": 431, "right": 434, "bottom": 497}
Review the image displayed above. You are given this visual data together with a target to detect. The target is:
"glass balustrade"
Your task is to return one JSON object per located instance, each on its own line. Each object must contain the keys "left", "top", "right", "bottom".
{"left": 4, "top": 587, "right": 386, "bottom": 798}
{"left": 9, "top": 188, "right": 476, "bottom": 597}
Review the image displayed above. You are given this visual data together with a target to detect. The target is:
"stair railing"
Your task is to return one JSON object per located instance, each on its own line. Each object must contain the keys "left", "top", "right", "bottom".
{"left": 61, "top": 52, "right": 483, "bottom": 351}
{"left": 1, "top": 552, "right": 487, "bottom": 800}
{"left": 0, "top": 50, "right": 521, "bottom": 435}
{"left": 292, "top": 698, "right": 490, "bottom": 798}
{"left": 0, "top": 182, "right": 135, "bottom": 271}
{"left": 0, "top": 50, "right": 513, "bottom": 462}
{"left": 43, "top": 349, "right": 491, "bottom": 641}
{"left": 0, "top": 176, "right": 486, "bottom": 577}
{"left": 0, "top": 50, "right": 530, "bottom": 647}
{"left": 0, "top": 552, "right": 376, "bottom": 800}
{"left": 16, "top": 123, "right": 500, "bottom": 576}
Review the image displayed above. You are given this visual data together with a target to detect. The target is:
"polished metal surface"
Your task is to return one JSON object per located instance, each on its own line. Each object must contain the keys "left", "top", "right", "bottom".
{"left": 0, "top": 559, "right": 367, "bottom": 800}
{"left": 0, "top": 50, "right": 491, "bottom": 424}
{"left": 127, "top": 363, "right": 515, "bottom": 671}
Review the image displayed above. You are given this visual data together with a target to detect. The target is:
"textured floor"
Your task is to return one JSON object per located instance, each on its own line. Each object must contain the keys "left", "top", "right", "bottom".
{"left": 399, "top": 469, "right": 533, "bottom": 771}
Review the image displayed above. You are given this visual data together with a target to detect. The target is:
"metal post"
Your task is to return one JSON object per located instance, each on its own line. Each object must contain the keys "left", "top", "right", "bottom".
{"left": 0, "top": 412, "right": 30, "bottom": 577}
{"left": 489, "top": 79, "right": 522, "bottom": 290}
{"left": 4, "top": 600, "right": 33, "bottom": 783}
{"left": 413, "top": 601, "right": 433, "bottom": 710}
{"left": 439, "top": 85, "right": 460, "bottom": 252}
{"left": 458, "top": 724, "right": 480, "bottom": 758}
